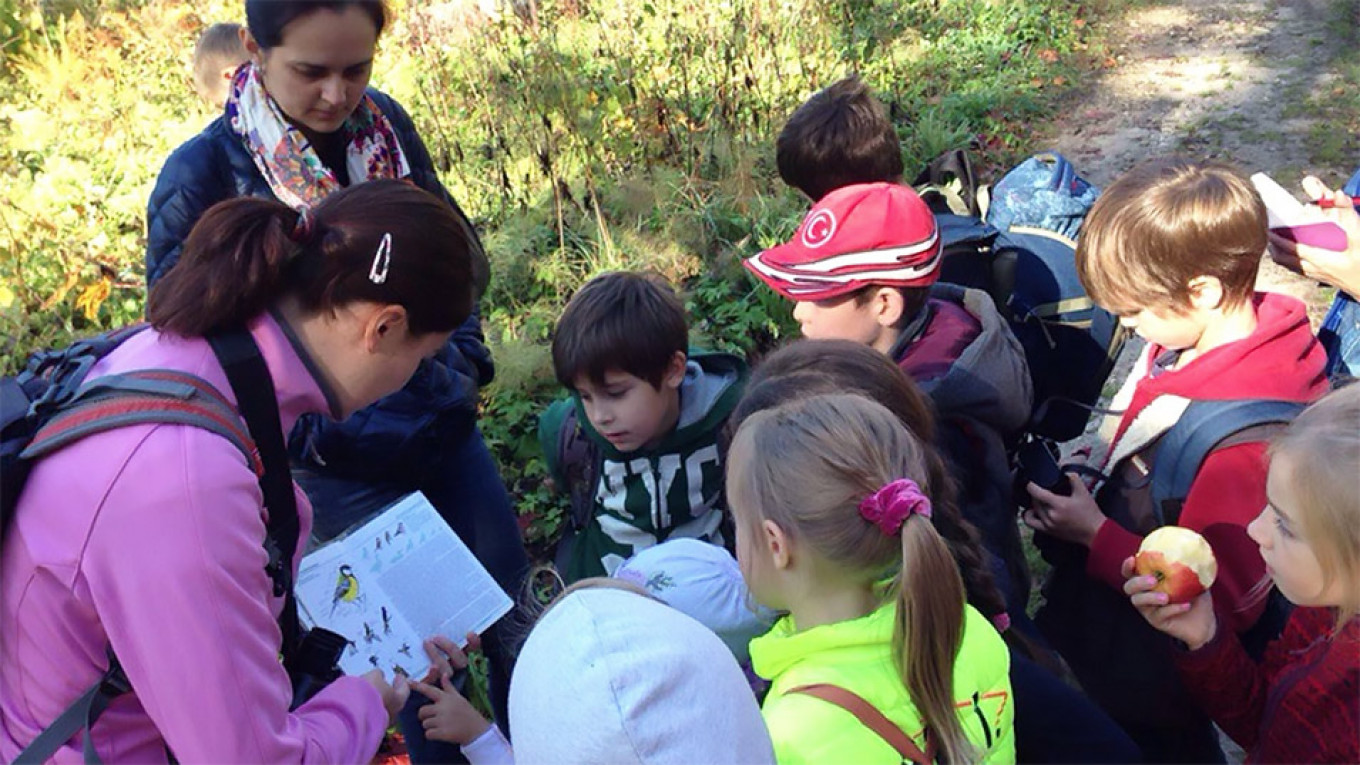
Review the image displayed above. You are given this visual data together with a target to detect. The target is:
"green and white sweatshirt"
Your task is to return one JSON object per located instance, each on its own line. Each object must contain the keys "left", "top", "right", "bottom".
{"left": 539, "top": 352, "right": 747, "bottom": 582}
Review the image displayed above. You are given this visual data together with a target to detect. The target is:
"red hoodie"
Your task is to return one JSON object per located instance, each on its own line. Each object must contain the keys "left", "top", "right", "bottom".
{"left": 1087, "top": 293, "right": 1328, "bottom": 632}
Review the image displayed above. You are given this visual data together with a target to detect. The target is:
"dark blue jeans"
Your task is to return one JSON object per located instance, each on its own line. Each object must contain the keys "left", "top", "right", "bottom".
{"left": 296, "top": 428, "right": 528, "bottom": 764}
{"left": 1321, "top": 292, "right": 1360, "bottom": 383}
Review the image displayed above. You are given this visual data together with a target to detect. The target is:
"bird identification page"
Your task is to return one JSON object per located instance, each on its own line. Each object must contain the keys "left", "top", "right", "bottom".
{"left": 295, "top": 491, "right": 513, "bottom": 682}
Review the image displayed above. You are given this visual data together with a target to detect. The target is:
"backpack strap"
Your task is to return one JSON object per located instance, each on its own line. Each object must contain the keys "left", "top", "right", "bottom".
{"left": 913, "top": 149, "right": 981, "bottom": 218}
{"left": 11, "top": 329, "right": 297, "bottom": 765}
{"left": 17, "top": 326, "right": 150, "bottom": 413}
{"left": 12, "top": 648, "right": 132, "bottom": 765}
{"left": 556, "top": 404, "right": 602, "bottom": 531}
{"left": 1149, "top": 399, "right": 1306, "bottom": 526}
{"left": 206, "top": 327, "right": 302, "bottom": 666}
{"left": 786, "top": 683, "right": 936, "bottom": 764}
{"left": 20, "top": 370, "right": 262, "bottom": 476}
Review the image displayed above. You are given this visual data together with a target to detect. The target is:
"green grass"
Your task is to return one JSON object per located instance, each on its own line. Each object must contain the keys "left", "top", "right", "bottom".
{"left": 0, "top": 0, "right": 1123, "bottom": 545}
{"left": 1299, "top": 0, "right": 1360, "bottom": 168}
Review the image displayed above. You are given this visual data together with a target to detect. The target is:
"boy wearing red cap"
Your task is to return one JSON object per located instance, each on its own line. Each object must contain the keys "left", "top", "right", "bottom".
{"left": 744, "top": 182, "right": 1034, "bottom": 611}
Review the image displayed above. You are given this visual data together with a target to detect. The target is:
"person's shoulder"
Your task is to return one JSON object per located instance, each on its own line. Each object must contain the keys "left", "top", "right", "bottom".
{"left": 153, "top": 117, "right": 239, "bottom": 196}
{"left": 365, "top": 87, "right": 414, "bottom": 125}
{"left": 762, "top": 691, "right": 898, "bottom": 765}
{"left": 1289, "top": 606, "right": 1354, "bottom": 642}
{"left": 538, "top": 397, "right": 576, "bottom": 440}
{"left": 162, "top": 117, "right": 234, "bottom": 169}
{"left": 537, "top": 397, "right": 583, "bottom": 475}
{"left": 958, "top": 604, "right": 1012, "bottom": 682}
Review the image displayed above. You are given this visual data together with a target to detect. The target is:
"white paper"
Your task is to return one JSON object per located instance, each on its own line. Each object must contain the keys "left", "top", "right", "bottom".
{"left": 294, "top": 491, "right": 513, "bottom": 682}
{"left": 1251, "top": 172, "right": 1325, "bottom": 228}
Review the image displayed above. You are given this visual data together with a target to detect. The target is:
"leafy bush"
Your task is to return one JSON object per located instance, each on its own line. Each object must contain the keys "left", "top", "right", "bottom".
{"left": 0, "top": 0, "right": 1110, "bottom": 550}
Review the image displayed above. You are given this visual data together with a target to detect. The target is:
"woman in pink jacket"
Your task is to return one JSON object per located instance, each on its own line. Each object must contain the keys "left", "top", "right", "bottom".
{"left": 0, "top": 179, "right": 482, "bottom": 763}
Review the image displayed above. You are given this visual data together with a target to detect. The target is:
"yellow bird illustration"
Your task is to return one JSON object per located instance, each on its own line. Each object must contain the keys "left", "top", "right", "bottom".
{"left": 330, "top": 564, "right": 360, "bottom": 616}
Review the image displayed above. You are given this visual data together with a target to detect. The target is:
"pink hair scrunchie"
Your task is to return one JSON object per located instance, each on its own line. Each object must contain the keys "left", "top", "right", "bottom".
{"left": 857, "top": 478, "right": 932, "bottom": 536}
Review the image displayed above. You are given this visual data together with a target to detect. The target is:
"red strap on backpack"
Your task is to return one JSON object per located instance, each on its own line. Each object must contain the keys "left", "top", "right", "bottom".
{"left": 787, "top": 683, "right": 936, "bottom": 764}
{"left": 22, "top": 369, "right": 262, "bottom": 476}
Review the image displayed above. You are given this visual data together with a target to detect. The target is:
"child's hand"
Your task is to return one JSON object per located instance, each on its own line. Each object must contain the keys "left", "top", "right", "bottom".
{"left": 1121, "top": 557, "right": 1217, "bottom": 650}
{"left": 1022, "top": 473, "right": 1105, "bottom": 547}
{"left": 420, "top": 633, "right": 479, "bottom": 685}
{"left": 360, "top": 668, "right": 411, "bottom": 724}
{"left": 411, "top": 673, "right": 492, "bottom": 746}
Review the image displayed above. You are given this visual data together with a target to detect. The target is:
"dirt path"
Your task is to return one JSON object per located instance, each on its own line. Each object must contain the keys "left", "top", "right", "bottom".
{"left": 1027, "top": 12, "right": 1350, "bottom": 759}
{"left": 1045, "top": 0, "right": 1353, "bottom": 311}
{"left": 1038, "top": 0, "right": 1354, "bottom": 448}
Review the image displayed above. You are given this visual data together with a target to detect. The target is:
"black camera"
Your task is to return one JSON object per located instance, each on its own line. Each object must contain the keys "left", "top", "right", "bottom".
{"left": 1012, "top": 436, "right": 1071, "bottom": 511}
{"left": 289, "top": 627, "right": 348, "bottom": 709}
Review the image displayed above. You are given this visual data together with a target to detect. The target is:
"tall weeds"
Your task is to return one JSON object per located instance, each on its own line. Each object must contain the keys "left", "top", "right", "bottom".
{"left": 0, "top": 0, "right": 1101, "bottom": 544}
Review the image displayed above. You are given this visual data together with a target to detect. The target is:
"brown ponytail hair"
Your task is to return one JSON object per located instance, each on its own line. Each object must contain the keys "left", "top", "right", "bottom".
{"left": 148, "top": 180, "right": 480, "bottom": 338}
{"left": 726, "top": 394, "right": 977, "bottom": 763}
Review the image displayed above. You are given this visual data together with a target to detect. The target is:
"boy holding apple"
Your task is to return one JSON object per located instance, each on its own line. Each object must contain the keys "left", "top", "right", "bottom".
{"left": 1021, "top": 158, "right": 1329, "bottom": 763}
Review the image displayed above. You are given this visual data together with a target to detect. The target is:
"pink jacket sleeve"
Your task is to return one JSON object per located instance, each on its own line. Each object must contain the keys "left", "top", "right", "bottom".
{"left": 82, "top": 425, "right": 388, "bottom": 763}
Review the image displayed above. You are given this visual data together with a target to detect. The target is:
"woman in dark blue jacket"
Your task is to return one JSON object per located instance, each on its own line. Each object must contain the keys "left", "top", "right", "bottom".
{"left": 144, "top": 2, "right": 527, "bottom": 759}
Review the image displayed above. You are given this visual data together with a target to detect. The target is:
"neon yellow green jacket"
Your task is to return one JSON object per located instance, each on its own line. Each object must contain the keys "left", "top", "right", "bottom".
{"left": 750, "top": 601, "right": 1014, "bottom": 764}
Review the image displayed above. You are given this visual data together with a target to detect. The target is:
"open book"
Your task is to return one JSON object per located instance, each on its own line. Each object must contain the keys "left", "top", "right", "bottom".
{"left": 295, "top": 492, "right": 513, "bottom": 682}
{"left": 1251, "top": 173, "right": 1348, "bottom": 251}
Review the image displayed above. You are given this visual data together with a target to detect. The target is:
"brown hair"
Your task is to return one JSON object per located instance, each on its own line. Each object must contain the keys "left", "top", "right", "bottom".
{"left": 192, "top": 22, "right": 246, "bottom": 102}
{"left": 147, "top": 179, "right": 480, "bottom": 338}
{"left": 1268, "top": 382, "right": 1360, "bottom": 630}
{"left": 729, "top": 340, "right": 1013, "bottom": 638}
{"left": 727, "top": 394, "right": 977, "bottom": 763}
{"left": 1076, "top": 157, "right": 1265, "bottom": 313}
{"left": 777, "top": 75, "right": 905, "bottom": 202}
{"left": 551, "top": 271, "right": 688, "bottom": 390}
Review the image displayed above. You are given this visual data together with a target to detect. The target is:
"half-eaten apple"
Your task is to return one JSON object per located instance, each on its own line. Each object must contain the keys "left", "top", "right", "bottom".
{"left": 1134, "top": 526, "right": 1218, "bottom": 604}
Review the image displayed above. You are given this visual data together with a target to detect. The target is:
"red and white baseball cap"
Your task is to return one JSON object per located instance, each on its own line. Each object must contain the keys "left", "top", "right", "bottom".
{"left": 744, "top": 182, "right": 941, "bottom": 301}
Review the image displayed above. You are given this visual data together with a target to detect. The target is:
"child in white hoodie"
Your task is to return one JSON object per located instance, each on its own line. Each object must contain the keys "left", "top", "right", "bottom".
{"left": 412, "top": 583, "right": 776, "bottom": 764}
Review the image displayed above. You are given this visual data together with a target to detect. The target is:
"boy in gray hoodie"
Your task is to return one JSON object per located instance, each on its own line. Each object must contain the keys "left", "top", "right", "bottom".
{"left": 538, "top": 272, "right": 747, "bottom": 582}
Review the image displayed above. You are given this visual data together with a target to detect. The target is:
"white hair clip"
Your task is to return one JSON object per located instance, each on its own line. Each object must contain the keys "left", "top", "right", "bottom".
{"left": 369, "top": 232, "right": 392, "bottom": 284}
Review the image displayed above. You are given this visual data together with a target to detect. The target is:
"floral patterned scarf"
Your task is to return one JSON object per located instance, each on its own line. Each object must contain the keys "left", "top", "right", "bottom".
{"left": 225, "top": 63, "right": 411, "bottom": 210}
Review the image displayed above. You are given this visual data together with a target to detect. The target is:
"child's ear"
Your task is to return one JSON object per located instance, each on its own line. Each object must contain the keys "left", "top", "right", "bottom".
{"left": 662, "top": 350, "right": 687, "bottom": 390}
{"left": 240, "top": 26, "right": 264, "bottom": 65}
{"left": 763, "top": 519, "right": 793, "bottom": 571}
{"left": 1187, "top": 276, "right": 1226, "bottom": 310}
{"left": 240, "top": 25, "right": 258, "bottom": 56}
{"left": 871, "top": 287, "right": 906, "bottom": 328}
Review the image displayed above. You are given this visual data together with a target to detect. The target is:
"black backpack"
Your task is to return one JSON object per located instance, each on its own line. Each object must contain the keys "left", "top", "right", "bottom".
{"left": 917, "top": 151, "right": 1129, "bottom": 443}
{"left": 4, "top": 326, "right": 310, "bottom": 764}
